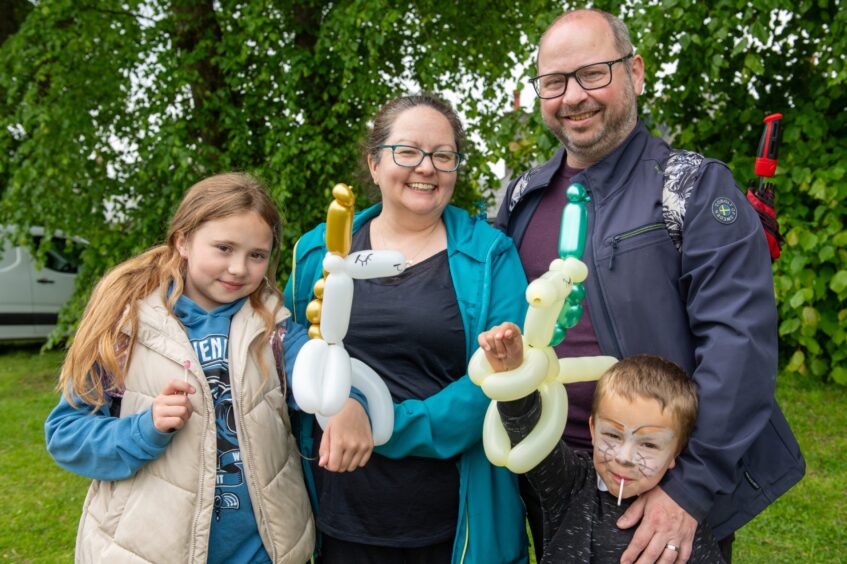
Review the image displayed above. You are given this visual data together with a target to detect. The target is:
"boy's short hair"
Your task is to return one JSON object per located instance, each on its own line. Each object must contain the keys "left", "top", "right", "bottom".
{"left": 591, "top": 355, "right": 698, "bottom": 450}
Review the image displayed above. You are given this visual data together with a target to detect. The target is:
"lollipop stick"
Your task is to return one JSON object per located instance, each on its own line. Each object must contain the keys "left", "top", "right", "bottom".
{"left": 617, "top": 478, "right": 625, "bottom": 506}
{"left": 182, "top": 360, "right": 191, "bottom": 396}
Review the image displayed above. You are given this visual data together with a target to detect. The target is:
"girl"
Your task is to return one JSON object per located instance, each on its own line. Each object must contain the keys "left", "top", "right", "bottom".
{"left": 45, "top": 173, "right": 372, "bottom": 563}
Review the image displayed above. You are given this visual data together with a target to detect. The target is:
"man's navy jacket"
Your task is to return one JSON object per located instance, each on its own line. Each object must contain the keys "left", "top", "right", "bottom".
{"left": 496, "top": 121, "right": 805, "bottom": 539}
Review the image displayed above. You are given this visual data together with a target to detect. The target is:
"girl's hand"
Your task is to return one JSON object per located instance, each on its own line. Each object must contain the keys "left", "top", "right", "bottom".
{"left": 477, "top": 322, "right": 524, "bottom": 372}
{"left": 152, "top": 379, "right": 195, "bottom": 433}
{"left": 319, "top": 398, "right": 374, "bottom": 472}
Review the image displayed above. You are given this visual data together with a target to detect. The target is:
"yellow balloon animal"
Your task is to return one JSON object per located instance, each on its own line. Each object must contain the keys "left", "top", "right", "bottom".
{"left": 468, "top": 257, "right": 617, "bottom": 474}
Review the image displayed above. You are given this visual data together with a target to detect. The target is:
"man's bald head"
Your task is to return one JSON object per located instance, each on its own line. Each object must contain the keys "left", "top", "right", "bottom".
{"left": 538, "top": 9, "right": 634, "bottom": 69}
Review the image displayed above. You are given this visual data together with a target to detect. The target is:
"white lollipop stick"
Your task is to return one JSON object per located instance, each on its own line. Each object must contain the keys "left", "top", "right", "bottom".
{"left": 618, "top": 477, "right": 625, "bottom": 506}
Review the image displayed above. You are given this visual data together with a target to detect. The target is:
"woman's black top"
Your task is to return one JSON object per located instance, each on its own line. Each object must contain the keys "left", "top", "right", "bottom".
{"left": 313, "top": 220, "right": 467, "bottom": 547}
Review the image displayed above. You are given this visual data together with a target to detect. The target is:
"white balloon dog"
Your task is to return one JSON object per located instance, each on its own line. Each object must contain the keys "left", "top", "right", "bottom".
{"left": 292, "top": 184, "right": 400, "bottom": 445}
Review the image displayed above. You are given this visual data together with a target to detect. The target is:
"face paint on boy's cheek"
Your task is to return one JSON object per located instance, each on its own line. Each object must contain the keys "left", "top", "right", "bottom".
{"left": 632, "top": 451, "right": 662, "bottom": 477}
{"left": 594, "top": 418, "right": 676, "bottom": 478}
{"left": 598, "top": 439, "right": 619, "bottom": 463}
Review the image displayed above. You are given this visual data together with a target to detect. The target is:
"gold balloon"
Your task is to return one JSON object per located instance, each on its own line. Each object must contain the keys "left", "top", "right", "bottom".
{"left": 306, "top": 299, "right": 322, "bottom": 324}
{"left": 308, "top": 183, "right": 356, "bottom": 339}
{"left": 326, "top": 183, "right": 355, "bottom": 256}
{"left": 332, "top": 183, "right": 355, "bottom": 207}
{"left": 313, "top": 278, "right": 325, "bottom": 299}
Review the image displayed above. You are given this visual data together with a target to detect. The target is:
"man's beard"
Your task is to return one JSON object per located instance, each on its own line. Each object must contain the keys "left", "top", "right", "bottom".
{"left": 546, "top": 79, "right": 639, "bottom": 166}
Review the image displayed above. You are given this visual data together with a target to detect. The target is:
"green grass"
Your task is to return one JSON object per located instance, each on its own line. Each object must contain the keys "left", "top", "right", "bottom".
{"left": 0, "top": 343, "right": 87, "bottom": 562}
{"left": 1, "top": 344, "right": 844, "bottom": 562}
{"left": 733, "top": 370, "right": 847, "bottom": 562}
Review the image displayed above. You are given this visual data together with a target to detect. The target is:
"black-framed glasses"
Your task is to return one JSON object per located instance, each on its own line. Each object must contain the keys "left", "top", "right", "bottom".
{"left": 377, "top": 144, "right": 464, "bottom": 172}
{"left": 530, "top": 54, "right": 633, "bottom": 99}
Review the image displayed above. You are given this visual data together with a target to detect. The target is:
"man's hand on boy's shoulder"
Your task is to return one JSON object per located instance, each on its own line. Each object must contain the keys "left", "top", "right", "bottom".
{"left": 478, "top": 322, "right": 523, "bottom": 372}
{"left": 617, "top": 486, "right": 697, "bottom": 564}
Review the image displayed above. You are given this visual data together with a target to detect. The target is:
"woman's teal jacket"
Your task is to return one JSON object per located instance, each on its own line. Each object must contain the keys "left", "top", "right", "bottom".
{"left": 284, "top": 203, "right": 529, "bottom": 564}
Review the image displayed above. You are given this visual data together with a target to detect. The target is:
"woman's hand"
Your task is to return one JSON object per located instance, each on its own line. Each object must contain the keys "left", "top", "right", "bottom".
{"left": 478, "top": 321, "right": 524, "bottom": 372}
{"left": 152, "top": 379, "right": 195, "bottom": 433}
{"left": 319, "top": 398, "right": 374, "bottom": 472}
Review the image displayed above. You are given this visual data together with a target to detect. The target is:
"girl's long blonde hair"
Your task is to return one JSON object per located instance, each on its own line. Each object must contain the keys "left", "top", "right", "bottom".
{"left": 61, "top": 173, "right": 283, "bottom": 408}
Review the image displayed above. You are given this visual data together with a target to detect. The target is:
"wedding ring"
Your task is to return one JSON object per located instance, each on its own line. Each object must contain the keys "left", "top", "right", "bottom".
{"left": 665, "top": 543, "right": 680, "bottom": 553}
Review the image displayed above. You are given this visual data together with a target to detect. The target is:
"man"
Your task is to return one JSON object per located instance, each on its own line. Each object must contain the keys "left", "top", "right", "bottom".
{"left": 495, "top": 9, "right": 804, "bottom": 564}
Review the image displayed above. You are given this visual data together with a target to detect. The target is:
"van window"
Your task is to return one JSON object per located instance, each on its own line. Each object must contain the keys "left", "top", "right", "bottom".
{"left": 33, "top": 236, "right": 83, "bottom": 274}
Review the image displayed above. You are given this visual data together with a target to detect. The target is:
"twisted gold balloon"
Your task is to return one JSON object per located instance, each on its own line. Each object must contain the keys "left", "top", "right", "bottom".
{"left": 326, "top": 183, "right": 355, "bottom": 256}
{"left": 307, "top": 183, "right": 355, "bottom": 339}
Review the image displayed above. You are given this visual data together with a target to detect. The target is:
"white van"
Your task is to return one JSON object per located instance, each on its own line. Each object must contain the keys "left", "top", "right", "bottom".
{"left": 0, "top": 228, "right": 83, "bottom": 340}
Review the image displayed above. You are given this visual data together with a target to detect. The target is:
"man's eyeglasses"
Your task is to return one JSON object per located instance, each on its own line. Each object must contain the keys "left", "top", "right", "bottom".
{"left": 377, "top": 144, "right": 464, "bottom": 172}
{"left": 530, "top": 54, "right": 633, "bottom": 99}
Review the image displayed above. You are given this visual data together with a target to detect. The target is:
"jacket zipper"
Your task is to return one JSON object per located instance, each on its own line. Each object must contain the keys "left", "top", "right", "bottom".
{"left": 584, "top": 187, "right": 623, "bottom": 360}
{"left": 459, "top": 500, "right": 469, "bottom": 563}
{"left": 607, "top": 223, "right": 665, "bottom": 270}
{"left": 233, "top": 326, "right": 278, "bottom": 561}
{"left": 189, "top": 354, "right": 212, "bottom": 562}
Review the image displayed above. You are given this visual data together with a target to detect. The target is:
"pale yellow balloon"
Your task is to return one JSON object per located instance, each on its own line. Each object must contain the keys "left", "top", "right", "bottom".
{"left": 523, "top": 271, "right": 569, "bottom": 348}
{"left": 550, "top": 256, "right": 588, "bottom": 284}
{"left": 479, "top": 347, "right": 549, "bottom": 402}
{"left": 467, "top": 347, "right": 492, "bottom": 387}
{"left": 482, "top": 400, "right": 511, "bottom": 467}
{"left": 557, "top": 356, "right": 618, "bottom": 384}
{"left": 543, "top": 347, "right": 560, "bottom": 381}
{"left": 471, "top": 253, "right": 615, "bottom": 474}
{"left": 469, "top": 338, "right": 554, "bottom": 399}
{"left": 482, "top": 382, "right": 568, "bottom": 474}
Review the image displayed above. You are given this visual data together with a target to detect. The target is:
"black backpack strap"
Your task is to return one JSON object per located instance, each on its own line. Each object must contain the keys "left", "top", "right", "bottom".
{"left": 662, "top": 149, "right": 704, "bottom": 251}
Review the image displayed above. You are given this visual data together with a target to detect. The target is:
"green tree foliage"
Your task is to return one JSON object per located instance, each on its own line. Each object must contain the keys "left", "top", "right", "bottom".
{"left": 2, "top": 1, "right": 844, "bottom": 385}
{"left": 627, "top": 0, "right": 846, "bottom": 385}
{"left": 0, "top": 0, "right": 558, "bottom": 345}
{"left": 489, "top": 0, "right": 846, "bottom": 384}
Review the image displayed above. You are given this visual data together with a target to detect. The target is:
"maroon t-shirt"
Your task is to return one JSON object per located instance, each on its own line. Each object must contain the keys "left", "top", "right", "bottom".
{"left": 518, "top": 163, "right": 601, "bottom": 452}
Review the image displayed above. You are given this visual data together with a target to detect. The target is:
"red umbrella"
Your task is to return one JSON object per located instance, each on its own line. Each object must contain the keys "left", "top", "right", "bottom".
{"left": 746, "top": 113, "right": 785, "bottom": 261}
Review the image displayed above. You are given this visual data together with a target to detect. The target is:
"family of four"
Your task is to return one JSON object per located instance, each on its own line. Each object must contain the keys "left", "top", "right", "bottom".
{"left": 45, "top": 8, "right": 804, "bottom": 564}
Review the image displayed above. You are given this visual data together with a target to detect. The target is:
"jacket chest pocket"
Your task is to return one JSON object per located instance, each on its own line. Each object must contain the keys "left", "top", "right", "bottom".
{"left": 593, "top": 222, "right": 691, "bottom": 358}
{"left": 603, "top": 223, "right": 666, "bottom": 271}
{"left": 596, "top": 222, "right": 681, "bottom": 293}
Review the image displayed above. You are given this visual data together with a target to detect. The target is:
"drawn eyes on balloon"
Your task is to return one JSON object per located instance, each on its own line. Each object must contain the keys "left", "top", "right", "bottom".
{"left": 354, "top": 253, "right": 372, "bottom": 266}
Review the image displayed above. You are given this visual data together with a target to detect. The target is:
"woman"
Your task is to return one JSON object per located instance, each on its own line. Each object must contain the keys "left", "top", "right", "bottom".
{"left": 285, "top": 93, "right": 529, "bottom": 563}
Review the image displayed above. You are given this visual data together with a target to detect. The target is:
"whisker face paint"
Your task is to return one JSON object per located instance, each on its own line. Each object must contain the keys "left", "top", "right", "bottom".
{"left": 590, "top": 393, "right": 680, "bottom": 502}
{"left": 595, "top": 416, "right": 676, "bottom": 477}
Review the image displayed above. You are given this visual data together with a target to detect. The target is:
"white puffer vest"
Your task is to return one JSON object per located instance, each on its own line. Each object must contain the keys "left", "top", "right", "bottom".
{"left": 75, "top": 291, "right": 315, "bottom": 563}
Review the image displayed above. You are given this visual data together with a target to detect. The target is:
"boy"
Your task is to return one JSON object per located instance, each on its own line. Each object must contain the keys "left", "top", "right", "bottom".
{"left": 478, "top": 323, "right": 725, "bottom": 563}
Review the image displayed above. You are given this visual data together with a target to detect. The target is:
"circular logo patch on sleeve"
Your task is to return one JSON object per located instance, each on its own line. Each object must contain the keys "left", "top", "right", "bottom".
{"left": 711, "top": 197, "right": 738, "bottom": 224}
